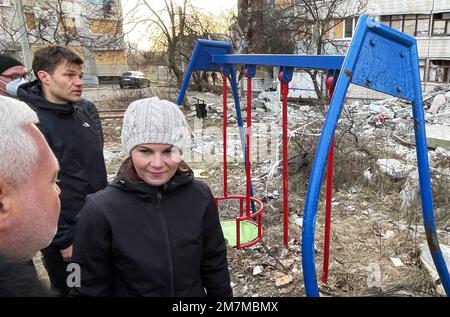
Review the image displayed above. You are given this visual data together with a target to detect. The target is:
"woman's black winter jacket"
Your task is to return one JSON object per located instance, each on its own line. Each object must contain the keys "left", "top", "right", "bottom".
{"left": 70, "top": 170, "right": 232, "bottom": 297}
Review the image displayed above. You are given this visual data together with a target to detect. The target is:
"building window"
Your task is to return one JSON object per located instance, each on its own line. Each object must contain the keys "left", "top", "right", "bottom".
{"left": 428, "top": 60, "right": 450, "bottom": 83}
{"left": 416, "top": 16, "right": 430, "bottom": 36}
{"left": 380, "top": 14, "right": 442, "bottom": 37}
{"left": 403, "top": 15, "right": 417, "bottom": 36}
{"left": 432, "top": 13, "right": 450, "bottom": 36}
{"left": 94, "top": 50, "right": 126, "bottom": 64}
{"left": 25, "top": 12, "right": 36, "bottom": 30}
{"left": 333, "top": 17, "right": 359, "bottom": 39}
{"left": 90, "top": 19, "right": 122, "bottom": 35}
{"left": 390, "top": 15, "right": 403, "bottom": 32}
{"left": 383, "top": 12, "right": 450, "bottom": 37}
{"left": 344, "top": 17, "right": 358, "bottom": 38}
{"left": 59, "top": 17, "right": 77, "bottom": 34}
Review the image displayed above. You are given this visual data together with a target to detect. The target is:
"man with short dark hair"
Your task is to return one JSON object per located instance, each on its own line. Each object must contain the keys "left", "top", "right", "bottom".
{"left": 0, "top": 54, "right": 29, "bottom": 97}
{"left": 17, "top": 45, "right": 107, "bottom": 296}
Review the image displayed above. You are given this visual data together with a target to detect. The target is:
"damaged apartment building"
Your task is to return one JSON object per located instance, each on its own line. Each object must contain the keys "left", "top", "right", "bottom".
{"left": 0, "top": 0, "right": 126, "bottom": 84}
{"left": 237, "top": 0, "right": 450, "bottom": 101}
{"left": 374, "top": 0, "right": 450, "bottom": 88}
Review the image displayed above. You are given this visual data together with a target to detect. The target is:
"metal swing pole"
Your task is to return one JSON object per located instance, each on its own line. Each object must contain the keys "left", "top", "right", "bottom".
{"left": 322, "top": 75, "right": 336, "bottom": 284}
{"left": 222, "top": 72, "right": 228, "bottom": 198}
{"left": 279, "top": 71, "right": 290, "bottom": 246}
{"left": 245, "top": 71, "right": 253, "bottom": 218}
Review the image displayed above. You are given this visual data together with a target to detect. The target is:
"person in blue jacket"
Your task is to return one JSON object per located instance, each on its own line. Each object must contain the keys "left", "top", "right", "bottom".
{"left": 17, "top": 46, "right": 107, "bottom": 296}
{"left": 71, "top": 97, "right": 232, "bottom": 297}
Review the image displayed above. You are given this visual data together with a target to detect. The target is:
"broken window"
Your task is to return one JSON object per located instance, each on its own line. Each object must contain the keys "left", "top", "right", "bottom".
{"left": 432, "top": 13, "right": 450, "bottom": 36}
{"left": 403, "top": 17, "right": 416, "bottom": 36}
{"left": 428, "top": 60, "right": 450, "bottom": 83}
{"left": 25, "top": 12, "right": 36, "bottom": 30}
{"left": 333, "top": 19, "right": 344, "bottom": 39}
{"left": 58, "top": 17, "right": 77, "bottom": 34}
{"left": 419, "top": 59, "right": 426, "bottom": 81}
{"left": 390, "top": 15, "right": 403, "bottom": 32}
{"left": 416, "top": 16, "right": 430, "bottom": 37}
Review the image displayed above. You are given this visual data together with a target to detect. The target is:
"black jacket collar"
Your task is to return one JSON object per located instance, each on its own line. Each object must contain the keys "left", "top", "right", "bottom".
{"left": 17, "top": 80, "right": 76, "bottom": 114}
{"left": 110, "top": 170, "right": 194, "bottom": 202}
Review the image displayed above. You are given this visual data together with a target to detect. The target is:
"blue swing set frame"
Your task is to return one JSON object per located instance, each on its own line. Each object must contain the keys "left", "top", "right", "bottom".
{"left": 177, "top": 15, "right": 450, "bottom": 297}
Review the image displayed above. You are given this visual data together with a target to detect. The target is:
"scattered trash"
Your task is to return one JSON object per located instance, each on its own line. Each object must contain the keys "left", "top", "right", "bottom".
{"left": 383, "top": 230, "right": 395, "bottom": 240}
{"left": 275, "top": 274, "right": 293, "bottom": 287}
{"left": 103, "top": 149, "right": 119, "bottom": 161}
{"left": 192, "top": 169, "right": 209, "bottom": 179}
{"left": 252, "top": 265, "right": 263, "bottom": 276}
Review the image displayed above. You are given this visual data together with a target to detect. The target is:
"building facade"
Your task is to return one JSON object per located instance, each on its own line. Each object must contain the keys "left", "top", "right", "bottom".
{"left": 327, "top": 0, "right": 450, "bottom": 91}
{"left": 0, "top": 0, "right": 127, "bottom": 84}
{"left": 237, "top": 0, "right": 450, "bottom": 99}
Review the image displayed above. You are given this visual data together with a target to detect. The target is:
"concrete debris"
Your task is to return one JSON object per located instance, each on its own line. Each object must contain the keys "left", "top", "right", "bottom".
{"left": 420, "top": 243, "right": 450, "bottom": 295}
{"left": 430, "top": 94, "right": 447, "bottom": 115}
{"left": 275, "top": 274, "right": 293, "bottom": 287}
{"left": 376, "top": 158, "right": 415, "bottom": 179}
{"left": 425, "top": 125, "right": 450, "bottom": 150}
{"left": 434, "top": 147, "right": 450, "bottom": 156}
{"left": 399, "top": 169, "right": 419, "bottom": 207}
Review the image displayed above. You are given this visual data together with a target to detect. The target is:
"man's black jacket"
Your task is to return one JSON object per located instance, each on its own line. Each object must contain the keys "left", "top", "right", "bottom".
{"left": 18, "top": 81, "right": 107, "bottom": 250}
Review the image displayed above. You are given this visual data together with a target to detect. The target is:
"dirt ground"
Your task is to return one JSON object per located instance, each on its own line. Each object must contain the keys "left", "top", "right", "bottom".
{"left": 34, "top": 94, "right": 449, "bottom": 297}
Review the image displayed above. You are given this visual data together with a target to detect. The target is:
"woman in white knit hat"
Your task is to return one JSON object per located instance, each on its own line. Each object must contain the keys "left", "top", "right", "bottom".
{"left": 70, "top": 97, "right": 232, "bottom": 297}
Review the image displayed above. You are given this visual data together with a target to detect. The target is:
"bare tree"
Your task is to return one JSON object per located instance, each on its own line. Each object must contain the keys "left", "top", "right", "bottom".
{"left": 131, "top": 0, "right": 232, "bottom": 94}
{"left": 0, "top": 0, "right": 125, "bottom": 52}
{"left": 140, "top": 0, "right": 188, "bottom": 88}
{"left": 234, "top": 0, "right": 367, "bottom": 101}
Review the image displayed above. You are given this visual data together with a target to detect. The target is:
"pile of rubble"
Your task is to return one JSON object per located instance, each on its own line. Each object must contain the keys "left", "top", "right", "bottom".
{"left": 184, "top": 86, "right": 450, "bottom": 296}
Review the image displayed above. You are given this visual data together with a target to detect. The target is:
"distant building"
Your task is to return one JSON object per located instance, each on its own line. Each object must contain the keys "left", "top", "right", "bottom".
{"left": 236, "top": 0, "right": 450, "bottom": 100}
{"left": 327, "top": 0, "right": 450, "bottom": 97}
{"left": 0, "top": 0, "right": 127, "bottom": 85}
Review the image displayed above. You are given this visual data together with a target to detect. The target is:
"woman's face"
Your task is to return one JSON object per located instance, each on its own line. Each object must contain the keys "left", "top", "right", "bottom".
{"left": 131, "top": 144, "right": 182, "bottom": 186}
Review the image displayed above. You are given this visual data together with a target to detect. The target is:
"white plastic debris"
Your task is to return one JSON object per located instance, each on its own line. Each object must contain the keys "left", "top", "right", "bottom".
{"left": 390, "top": 257, "right": 404, "bottom": 267}
{"left": 383, "top": 230, "right": 395, "bottom": 240}
{"left": 363, "top": 169, "right": 372, "bottom": 181}
{"left": 103, "top": 149, "right": 119, "bottom": 161}
{"left": 293, "top": 216, "right": 303, "bottom": 227}
{"left": 252, "top": 265, "right": 263, "bottom": 276}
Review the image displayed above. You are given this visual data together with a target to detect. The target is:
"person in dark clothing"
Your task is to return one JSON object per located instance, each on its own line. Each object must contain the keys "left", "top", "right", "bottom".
{"left": 0, "top": 96, "right": 61, "bottom": 296}
{"left": 71, "top": 97, "right": 232, "bottom": 297}
{"left": 0, "top": 54, "right": 29, "bottom": 98}
{"left": 17, "top": 46, "right": 107, "bottom": 297}
{"left": 0, "top": 255, "right": 54, "bottom": 297}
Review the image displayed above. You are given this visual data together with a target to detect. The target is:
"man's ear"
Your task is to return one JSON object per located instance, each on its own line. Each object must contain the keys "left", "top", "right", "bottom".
{"left": 0, "top": 179, "right": 14, "bottom": 231}
{"left": 37, "top": 70, "right": 50, "bottom": 86}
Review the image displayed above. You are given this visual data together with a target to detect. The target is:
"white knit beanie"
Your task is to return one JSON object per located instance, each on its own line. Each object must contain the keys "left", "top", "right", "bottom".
{"left": 121, "top": 97, "right": 190, "bottom": 154}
